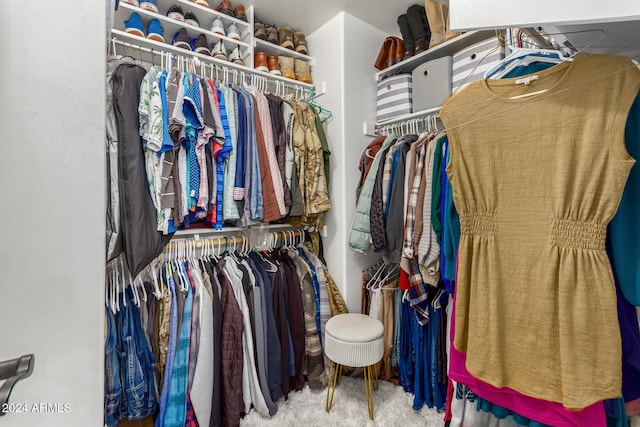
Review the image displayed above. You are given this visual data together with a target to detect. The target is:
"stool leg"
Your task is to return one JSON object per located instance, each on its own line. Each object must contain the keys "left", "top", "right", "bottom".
{"left": 326, "top": 360, "right": 340, "bottom": 413}
{"left": 364, "top": 365, "right": 375, "bottom": 420}
{"left": 373, "top": 364, "right": 379, "bottom": 391}
{"left": 336, "top": 363, "right": 343, "bottom": 386}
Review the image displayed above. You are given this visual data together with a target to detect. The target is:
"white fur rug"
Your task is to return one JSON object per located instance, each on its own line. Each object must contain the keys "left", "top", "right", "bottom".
{"left": 240, "top": 377, "right": 445, "bottom": 427}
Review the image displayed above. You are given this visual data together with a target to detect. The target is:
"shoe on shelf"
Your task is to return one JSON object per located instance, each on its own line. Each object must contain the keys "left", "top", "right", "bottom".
{"left": 185, "top": 11, "right": 200, "bottom": 27}
{"left": 214, "top": 0, "right": 235, "bottom": 17}
{"left": 140, "top": 0, "right": 159, "bottom": 13}
{"left": 173, "top": 28, "right": 192, "bottom": 50}
{"left": 192, "top": 33, "right": 211, "bottom": 55}
{"left": 167, "top": 4, "right": 185, "bottom": 22}
{"left": 124, "top": 12, "right": 145, "bottom": 38}
{"left": 254, "top": 52, "right": 269, "bottom": 72}
{"left": 254, "top": 22, "right": 266, "bottom": 40}
{"left": 278, "top": 56, "right": 295, "bottom": 79}
{"left": 268, "top": 56, "right": 281, "bottom": 75}
{"left": 212, "top": 40, "right": 228, "bottom": 60}
{"left": 194, "top": 0, "right": 209, "bottom": 6}
{"left": 227, "top": 23, "right": 240, "bottom": 40}
{"left": 294, "top": 59, "right": 312, "bottom": 83}
{"left": 277, "top": 27, "right": 294, "bottom": 50}
{"left": 293, "top": 32, "right": 308, "bottom": 55}
{"left": 122, "top": 0, "right": 139, "bottom": 6}
{"left": 234, "top": 5, "right": 248, "bottom": 22}
{"left": 229, "top": 46, "right": 245, "bottom": 65}
{"left": 211, "top": 17, "right": 225, "bottom": 35}
{"left": 397, "top": 14, "right": 415, "bottom": 60}
{"left": 147, "top": 18, "right": 165, "bottom": 42}
{"left": 266, "top": 25, "right": 278, "bottom": 45}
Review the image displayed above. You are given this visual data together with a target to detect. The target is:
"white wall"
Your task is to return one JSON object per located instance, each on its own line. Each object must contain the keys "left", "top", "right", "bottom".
{"left": 308, "top": 13, "right": 385, "bottom": 312}
{"left": 450, "top": 0, "right": 640, "bottom": 31}
{"left": 0, "top": 1, "right": 105, "bottom": 426}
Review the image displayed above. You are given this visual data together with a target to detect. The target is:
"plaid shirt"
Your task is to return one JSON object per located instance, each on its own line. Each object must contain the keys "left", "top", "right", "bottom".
{"left": 408, "top": 260, "right": 430, "bottom": 325}
{"left": 251, "top": 88, "right": 287, "bottom": 217}
{"left": 403, "top": 141, "right": 427, "bottom": 259}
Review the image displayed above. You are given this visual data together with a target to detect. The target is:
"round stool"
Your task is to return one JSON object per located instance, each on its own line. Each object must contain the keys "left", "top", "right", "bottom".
{"left": 324, "top": 313, "right": 384, "bottom": 420}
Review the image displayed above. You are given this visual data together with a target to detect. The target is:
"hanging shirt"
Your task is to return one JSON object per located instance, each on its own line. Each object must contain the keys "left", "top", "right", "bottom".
{"left": 440, "top": 53, "right": 640, "bottom": 409}
{"left": 221, "top": 85, "right": 240, "bottom": 222}
{"left": 232, "top": 87, "right": 248, "bottom": 201}
{"left": 214, "top": 87, "right": 234, "bottom": 229}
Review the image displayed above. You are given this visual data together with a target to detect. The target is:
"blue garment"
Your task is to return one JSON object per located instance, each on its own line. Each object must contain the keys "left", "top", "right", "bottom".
{"left": 182, "top": 74, "right": 204, "bottom": 211}
{"left": 243, "top": 91, "right": 263, "bottom": 221}
{"left": 231, "top": 87, "right": 248, "bottom": 198}
{"left": 215, "top": 87, "right": 233, "bottom": 229}
{"left": 428, "top": 299, "right": 447, "bottom": 411}
{"left": 158, "top": 71, "right": 174, "bottom": 154}
{"left": 411, "top": 311, "right": 427, "bottom": 411}
{"left": 164, "top": 274, "right": 193, "bottom": 427}
{"left": 441, "top": 141, "right": 460, "bottom": 285}
{"left": 118, "top": 289, "right": 157, "bottom": 420}
{"left": 399, "top": 297, "right": 414, "bottom": 393}
{"left": 610, "top": 93, "right": 640, "bottom": 306}
{"left": 156, "top": 269, "right": 179, "bottom": 427}
{"left": 104, "top": 307, "right": 122, "bottom": 427}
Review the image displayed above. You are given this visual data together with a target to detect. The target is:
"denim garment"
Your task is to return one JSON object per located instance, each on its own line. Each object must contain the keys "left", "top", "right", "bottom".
{"left": 429, "top": 301, "right": 447, "bottom": 411}
{"left": 164, "top": 273, "right": 193, "bottom": 427}
{"left": 156, "top": 268, "right": 179, "bottom": 427}
{"left": 105, "top": 307, "right": 122, "bottom": 426}
{"left": 118, "top": 289, "right": 156, "bottom": 420}
{"left": 399, "top": 298, "right": 414, "bottom": 393}
{"left": 130, "top": 290, "right": 158, "bottom": 417}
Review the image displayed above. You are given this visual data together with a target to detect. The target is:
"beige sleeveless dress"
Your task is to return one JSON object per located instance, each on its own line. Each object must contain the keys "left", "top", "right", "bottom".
{"left": 439, "top": 53, "right": 640, "bottom": 409}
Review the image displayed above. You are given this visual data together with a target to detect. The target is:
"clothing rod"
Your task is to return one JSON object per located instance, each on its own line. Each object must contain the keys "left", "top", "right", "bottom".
{"left": 163, "top": 228, "right": 306, "bottom": 250}
{"left": 110, "top": 37, "right": 314, "bottom": 95}
{"left": 374, "top": 109, "right": 442, "bottom": 136}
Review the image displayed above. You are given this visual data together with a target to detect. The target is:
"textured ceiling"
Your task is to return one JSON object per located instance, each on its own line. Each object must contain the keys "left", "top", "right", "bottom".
{"left": 245, "top": 0, "right": 421, "bottom": 36}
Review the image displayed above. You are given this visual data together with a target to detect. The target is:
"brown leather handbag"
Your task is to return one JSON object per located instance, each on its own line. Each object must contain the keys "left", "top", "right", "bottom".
{"left": 374, "top": 36, "right": 404, "bottom": 70}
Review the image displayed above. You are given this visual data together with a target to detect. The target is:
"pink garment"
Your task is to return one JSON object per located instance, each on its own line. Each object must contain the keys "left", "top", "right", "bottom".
{"left": 449, "top": 291, "right": 606, "bottom": 427}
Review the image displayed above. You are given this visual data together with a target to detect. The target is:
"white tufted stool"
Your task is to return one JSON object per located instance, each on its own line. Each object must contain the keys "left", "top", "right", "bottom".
{"left": 324, "top": 313, "right": 384, "bottom": 420}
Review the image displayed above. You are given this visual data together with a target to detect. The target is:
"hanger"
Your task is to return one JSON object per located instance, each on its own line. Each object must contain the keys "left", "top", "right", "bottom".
{"left": 484, "top": 48, "right": 567, "bottom": 80}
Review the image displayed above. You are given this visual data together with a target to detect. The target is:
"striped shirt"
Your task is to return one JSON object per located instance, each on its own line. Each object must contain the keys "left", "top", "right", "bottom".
{"left": 215, "top": 87, "right": 233, "bottom": 229}
{"left": 418, "top": 138, "right": 440, "bottom": 266}
{"left": 249, "top": 88, "right": 287, "bottom": 217}
{"left": 221, "top": 86, "right": 240, "bottom": 221}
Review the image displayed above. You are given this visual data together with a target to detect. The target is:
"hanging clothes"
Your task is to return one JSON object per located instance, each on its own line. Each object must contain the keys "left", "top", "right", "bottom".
{"left": 112, "top": 61, "right": 172, "bottom": 277}
{"left": 105, "top": 230, "right": 346, "bottom": 426}
{"left": 440, "top": 53, "right": 640, "bottom": 410}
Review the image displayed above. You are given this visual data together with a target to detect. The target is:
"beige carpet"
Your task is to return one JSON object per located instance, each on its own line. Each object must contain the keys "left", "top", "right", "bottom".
{"left": 240, "top": 376, "right": 445, "bottom": 427}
